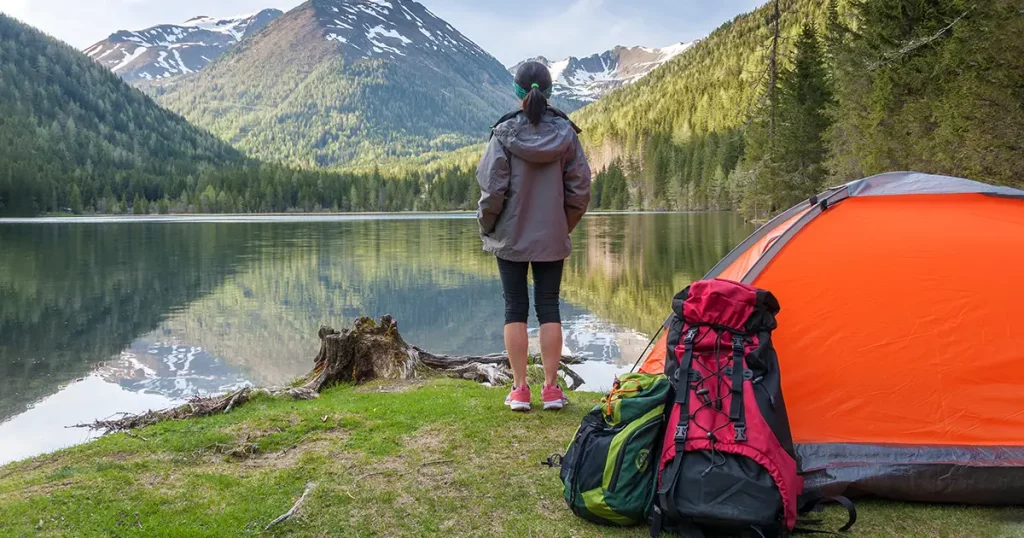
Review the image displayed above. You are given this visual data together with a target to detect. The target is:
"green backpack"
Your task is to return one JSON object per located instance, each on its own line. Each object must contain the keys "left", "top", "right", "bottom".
{"left": 555, "top": 373, "right": 670, "bottom": 526}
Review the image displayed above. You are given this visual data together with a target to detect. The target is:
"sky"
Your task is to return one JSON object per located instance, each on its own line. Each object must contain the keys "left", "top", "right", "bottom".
{"left": 0, "top": 0, "right": 764, "bottom": 66}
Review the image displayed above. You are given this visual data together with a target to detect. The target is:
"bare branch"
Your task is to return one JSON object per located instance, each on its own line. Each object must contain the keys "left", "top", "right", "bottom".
{"left": 264, "top": 482, "right": 316, "bottom": 531}
{"left": 868, "top": 5, "right": 976, "bottom": 71}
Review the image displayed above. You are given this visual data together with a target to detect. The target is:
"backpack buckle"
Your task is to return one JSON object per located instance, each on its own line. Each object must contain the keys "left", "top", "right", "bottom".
{"left": 675, "top": 424, "right": 688, "bottom": 443}
{"left": 734, "top": 423, "right": 747, "bottom": 442}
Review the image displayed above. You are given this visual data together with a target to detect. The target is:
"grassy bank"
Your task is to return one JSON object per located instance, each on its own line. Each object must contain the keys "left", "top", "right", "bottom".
{"left": 0, "top": 379, "right": 1021, "bottom": 537}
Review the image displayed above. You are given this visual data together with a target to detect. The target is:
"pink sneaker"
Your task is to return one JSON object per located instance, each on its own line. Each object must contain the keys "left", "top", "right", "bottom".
{"left": 542, "top": 384, "right": 569, "bottom": 411}
{"left": 505, "top": 384, "right": 531, "bottom": 412}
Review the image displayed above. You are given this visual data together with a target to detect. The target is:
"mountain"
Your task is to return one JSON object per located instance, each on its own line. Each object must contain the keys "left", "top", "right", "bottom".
{"left": 154, "top": 0, "right": 518, "bottom": 168}
{"left": 0, "top": 13, "right": 242, "bottom": 216}
{"left": 510, "top": 42, "right": 696, "bottom": 110}
{"left": 82, "top": 9, "right": 282, "bottom": 86}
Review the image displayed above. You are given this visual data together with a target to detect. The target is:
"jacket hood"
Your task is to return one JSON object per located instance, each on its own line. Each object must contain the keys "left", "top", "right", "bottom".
{"left": 491, "top": 111, "right": 577, "bottom": 164}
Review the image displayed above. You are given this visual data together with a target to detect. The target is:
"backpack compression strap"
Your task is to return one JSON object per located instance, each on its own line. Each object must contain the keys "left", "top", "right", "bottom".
{"left": 794, "top": 494, "right": 858, "bottom": 535}
{"left": 729, "top": 335, "right": 747, "bottom": 441}
{"left": 656, "top": 326, "right": 699, "bottom": 524}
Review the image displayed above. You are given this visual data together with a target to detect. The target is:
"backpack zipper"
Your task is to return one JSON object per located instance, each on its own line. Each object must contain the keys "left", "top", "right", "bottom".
{"left": 567, "top": 426, "right": 593, "bottom": 514}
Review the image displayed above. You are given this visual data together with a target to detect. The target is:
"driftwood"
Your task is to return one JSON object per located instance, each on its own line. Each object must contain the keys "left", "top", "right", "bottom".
{"left": 73, "top": 386, "right": 318, "bottom": 433}
{"left": 265, "top": 482, "right": 316, "bottom": 530}
{"left": 76, "top": 316, "right": 587, "bottom": 433}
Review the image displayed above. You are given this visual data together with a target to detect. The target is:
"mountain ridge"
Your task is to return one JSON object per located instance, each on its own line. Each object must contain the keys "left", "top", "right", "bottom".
{"left": 509, "top": 42, "right": 697, "bottom": 109}
{"left": 83, "top": 9, "right": 282, "bottom": 85}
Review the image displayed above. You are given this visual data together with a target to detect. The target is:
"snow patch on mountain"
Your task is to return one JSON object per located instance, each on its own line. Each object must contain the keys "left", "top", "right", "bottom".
{"left": 367, "top": 25, "right": 412, "bottom": 46}
{"left": 181, "top": 13, "right": 263, "bottom": 40}
{"left": 112, "top": 47, "right": 147, "bottom": 72}
{"left": 316, "top": 0, "right": 492, "bottom": 62}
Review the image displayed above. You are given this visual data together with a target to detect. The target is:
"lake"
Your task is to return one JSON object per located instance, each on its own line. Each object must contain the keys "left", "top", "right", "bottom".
{"left": 0, "top": 213, "right": 753, "bottom": 465}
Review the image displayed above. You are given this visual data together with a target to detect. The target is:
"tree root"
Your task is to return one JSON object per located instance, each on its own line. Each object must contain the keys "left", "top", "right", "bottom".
{"left": 73, "top": 386, "right": 317, "bottom": 433}
{"left": 75, "top": 316, "right": 588, "bottom": 433}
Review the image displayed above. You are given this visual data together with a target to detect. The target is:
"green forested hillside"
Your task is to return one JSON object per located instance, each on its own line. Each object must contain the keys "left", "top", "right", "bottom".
{"left": 571, "top": 0, "right": 831, "bottom": 212}
{"left": 575, "top": 0, "right": 1024, "bottom": 216}
{"left": 0, "top": 14, "right": 242, "bottom": 216}
{"left": 575, "top": 0, "right": 825, "bottom": 148}
{"left": 0, "top": 13, "right": 485, "bottom": 216}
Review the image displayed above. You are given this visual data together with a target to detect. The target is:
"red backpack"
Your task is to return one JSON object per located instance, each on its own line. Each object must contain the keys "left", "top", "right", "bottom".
{"left": 652, "top": 279, "right": 803, "bottom": 537}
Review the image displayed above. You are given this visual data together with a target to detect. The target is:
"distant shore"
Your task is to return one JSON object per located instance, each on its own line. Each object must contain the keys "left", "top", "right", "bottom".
{"left": 0, "top": 210, "right": 720, "bottom": 224}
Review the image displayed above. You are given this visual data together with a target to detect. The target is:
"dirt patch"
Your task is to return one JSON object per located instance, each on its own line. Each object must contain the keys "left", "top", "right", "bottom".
{"left": 0, "top": 453, "right": 63, "bottom": 481}
{"left": 3, "top": 479, "right": 76, "bottom": 500}
{"left": 241, "top": 429, "right": 352, "bottom": 470}
{"left": 403, "top": 424, "right": 451, "bottom": 453}
{"left": 343, "top": 426, "right": 460, "bottom": 492}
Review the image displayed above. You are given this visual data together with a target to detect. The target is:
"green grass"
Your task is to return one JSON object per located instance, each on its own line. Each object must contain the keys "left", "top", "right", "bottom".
{"left": 0, "top": 379, "right": 1021, "bottom": 537}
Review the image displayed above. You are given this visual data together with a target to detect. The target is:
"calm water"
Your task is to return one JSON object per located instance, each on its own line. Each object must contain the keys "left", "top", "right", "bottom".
{"left": 0, "top": 213, "right": 753, "bottom": 464}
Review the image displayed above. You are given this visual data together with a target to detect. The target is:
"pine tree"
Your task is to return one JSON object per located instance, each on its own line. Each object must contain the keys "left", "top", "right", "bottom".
{"left": 771, "top": 24, "right": 834, "bottom": 209}
{"left": 0, "top": 165, "right": 12, "bottom": 214}
{"left": 69, "top": 184, "right": 83, "bottom": 215}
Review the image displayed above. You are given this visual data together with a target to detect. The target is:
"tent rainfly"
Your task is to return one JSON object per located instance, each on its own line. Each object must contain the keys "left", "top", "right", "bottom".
{"left": 640, "top": 171, "right": 1024, "bottom": 504}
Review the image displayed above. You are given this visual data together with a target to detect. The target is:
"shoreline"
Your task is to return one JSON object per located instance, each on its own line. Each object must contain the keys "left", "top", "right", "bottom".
{"left": 0, "top": 210, "right": 735, "bottom": 224}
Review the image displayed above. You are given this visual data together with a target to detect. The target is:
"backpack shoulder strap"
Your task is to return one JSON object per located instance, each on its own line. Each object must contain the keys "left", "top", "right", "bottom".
{"left": 548, "top": 106, "right": 583, "bottom": 134}
{"left": 489, "top": 110, "right": 522, "bottom": 140}
{"left": 492, "top": 110, "right": 522, "bottom": 130}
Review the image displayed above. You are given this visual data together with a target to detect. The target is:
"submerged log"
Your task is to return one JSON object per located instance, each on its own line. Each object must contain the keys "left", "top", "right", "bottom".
{"left": 77, "top": 315, "right": 587, "bottom": 433}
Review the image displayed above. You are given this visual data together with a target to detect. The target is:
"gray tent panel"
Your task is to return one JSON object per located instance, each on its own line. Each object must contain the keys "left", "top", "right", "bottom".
{"left": 845, "top": 171, "right": 1024, "bottom": 198}
{"left": 798, "top": 443, "right": 1024, "bottom": 505}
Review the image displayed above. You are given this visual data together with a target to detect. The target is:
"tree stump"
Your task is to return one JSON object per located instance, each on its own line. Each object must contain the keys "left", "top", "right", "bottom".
{"left": 302, "top": 315, "right": 586, "bottom": 391}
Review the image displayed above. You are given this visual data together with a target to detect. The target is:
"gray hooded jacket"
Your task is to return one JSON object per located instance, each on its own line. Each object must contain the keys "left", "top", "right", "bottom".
{"left": 476, "top": 110, "right": 592, "bottom": 262}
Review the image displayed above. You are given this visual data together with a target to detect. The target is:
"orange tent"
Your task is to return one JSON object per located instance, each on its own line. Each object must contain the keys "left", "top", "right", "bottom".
{"left": 641, "top": 172, "right": 1024, "bottom": 503}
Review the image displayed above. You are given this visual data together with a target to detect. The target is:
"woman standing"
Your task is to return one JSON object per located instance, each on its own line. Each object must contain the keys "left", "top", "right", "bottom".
{"left": 476, "top": 61, "right": 592, "bottom": 412}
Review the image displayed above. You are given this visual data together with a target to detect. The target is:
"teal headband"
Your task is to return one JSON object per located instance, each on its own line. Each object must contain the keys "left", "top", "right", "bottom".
{"left": 514, "top": 82, "right": 553, "bottom": 100}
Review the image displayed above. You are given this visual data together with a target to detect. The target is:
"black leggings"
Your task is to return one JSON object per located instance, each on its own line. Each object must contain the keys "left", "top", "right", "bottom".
{"left": 496, "top": 257, "right": 564, "bottom": 325}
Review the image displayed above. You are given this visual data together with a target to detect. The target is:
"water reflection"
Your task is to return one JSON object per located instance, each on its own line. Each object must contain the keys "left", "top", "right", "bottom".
{"left": 97, "top": 342, "right": 252, "bottom": 399}
{"left": 0, "top": 213, "right": 753, "bottom": 464}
